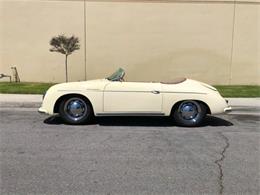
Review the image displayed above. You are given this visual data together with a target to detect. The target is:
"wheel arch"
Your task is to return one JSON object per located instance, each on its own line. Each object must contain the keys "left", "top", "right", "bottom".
{"left": 170, "top": 99, "right": 211, "bottom": 115}
{"left": 53, "top": 93, "right": 94, "bottom": 114}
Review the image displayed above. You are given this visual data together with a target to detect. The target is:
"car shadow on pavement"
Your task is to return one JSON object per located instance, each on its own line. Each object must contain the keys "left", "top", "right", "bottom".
{"left": 44, "top": 115, "right": 233, "bottom": 127}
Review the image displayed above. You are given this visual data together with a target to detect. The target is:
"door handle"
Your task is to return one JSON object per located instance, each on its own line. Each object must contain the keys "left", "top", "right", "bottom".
{"left": 151, "top": 90, "right": 160, "bottom": 94}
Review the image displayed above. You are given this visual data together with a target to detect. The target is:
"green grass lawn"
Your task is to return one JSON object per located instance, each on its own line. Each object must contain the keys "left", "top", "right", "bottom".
{"left": 0, "top": 82, "right": 55, "bottom": 94}
{"left": 0, "top": 82, "right": 259, "bottom": 97}
{"left": 214, "top": 85, "right": 260, "bottom": 97}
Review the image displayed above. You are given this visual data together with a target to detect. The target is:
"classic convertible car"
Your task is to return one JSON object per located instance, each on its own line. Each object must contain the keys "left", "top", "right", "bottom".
{"left": 39, "top": 68, "right": 231, "bottom": 126}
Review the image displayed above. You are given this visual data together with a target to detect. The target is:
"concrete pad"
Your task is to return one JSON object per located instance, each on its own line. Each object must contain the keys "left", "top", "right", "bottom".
{"left": 0, "top": 94, "right": 42, "bottom": 103}
{"left": 226, "top": 98, "right": 260, "bottom": 107}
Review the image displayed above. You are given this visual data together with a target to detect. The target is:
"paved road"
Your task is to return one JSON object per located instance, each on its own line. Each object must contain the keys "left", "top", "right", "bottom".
{"left": 0, "top": 107, "right": 259, "bottom": 195}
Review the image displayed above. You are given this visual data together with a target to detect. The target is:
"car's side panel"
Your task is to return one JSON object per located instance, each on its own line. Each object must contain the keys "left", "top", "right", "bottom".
{"left": 103, "top": 81, "right": 162, "bottom": 113}
{"left": 162, "top": 93, "right": 227, "bottom": 116}
{"left": 39, "top": 78, "right": 229, "bottom": 117}
{"left": 161, "top": 79, "right": 228, "bottom": 115}
{"left": 40, "top": 90, "right": 104, "bottom": 115}
{"left": 40, "top": 80, "right": 108, "bottom": 115}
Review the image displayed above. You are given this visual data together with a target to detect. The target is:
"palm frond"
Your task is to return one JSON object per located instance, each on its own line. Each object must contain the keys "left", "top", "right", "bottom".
{"left": 49, "top": 34, "right": 80, "bottom": 56}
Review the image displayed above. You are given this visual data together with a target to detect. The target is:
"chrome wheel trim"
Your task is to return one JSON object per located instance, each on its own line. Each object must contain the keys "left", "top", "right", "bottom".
{"left": 178, "top": 101, "right": 201, "bottom": 121}
{"left": 64, "top": 98, "right": 88, "bottom": 121}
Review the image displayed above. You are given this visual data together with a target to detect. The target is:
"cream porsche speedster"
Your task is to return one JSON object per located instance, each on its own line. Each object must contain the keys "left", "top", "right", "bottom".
{"left": 39, "top": 68, "right": 231, "bottom": 126}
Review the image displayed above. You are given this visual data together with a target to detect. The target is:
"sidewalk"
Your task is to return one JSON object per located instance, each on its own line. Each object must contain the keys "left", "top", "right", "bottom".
{"left": 227, "top": 98, "right": 260, "bottom": 116}
{"left": 0, "top": 94, "right": 42, "bottom": 108}
{"left": 0, "top": 94, "right": 259, "bottom": 109}
{"left": 0, "top": 94, "right": 42, "bottom": 103}
{"left": 227, "top": 98, "right": 260, "bottom": 107}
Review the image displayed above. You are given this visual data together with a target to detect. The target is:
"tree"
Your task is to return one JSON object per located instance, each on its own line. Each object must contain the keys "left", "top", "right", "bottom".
{"left": 49, "top": 35, "right": 80, "bottom": 82}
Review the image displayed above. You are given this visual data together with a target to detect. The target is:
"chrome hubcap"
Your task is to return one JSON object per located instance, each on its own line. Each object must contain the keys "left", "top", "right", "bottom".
{"left": 64, "top": 98, "right": 87, "bottom": 121}
{"left": 179, "top": 101, "right": 201, "bottom": 121}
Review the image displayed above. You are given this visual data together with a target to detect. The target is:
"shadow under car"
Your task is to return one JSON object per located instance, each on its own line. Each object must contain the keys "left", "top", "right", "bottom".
{"left": 44, "top": 115, "right": 233, "bottom": 127}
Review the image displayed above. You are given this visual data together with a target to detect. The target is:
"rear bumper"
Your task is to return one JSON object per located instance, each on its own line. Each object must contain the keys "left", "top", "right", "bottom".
{"left": 224, "top": 106, "right": 232, "bottom": 113}
{"left": 224, "top": 99, "right": 232, "bottom": 113}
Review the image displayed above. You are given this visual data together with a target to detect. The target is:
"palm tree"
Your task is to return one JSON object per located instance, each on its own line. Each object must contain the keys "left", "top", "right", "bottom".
{"left": 49, "top": 35, "right": 80, "bottom": 82}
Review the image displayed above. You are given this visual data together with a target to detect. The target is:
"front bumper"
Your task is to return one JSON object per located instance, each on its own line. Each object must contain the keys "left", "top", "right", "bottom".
{"left": 38, "top": 107, "right": 48, "bottom": 115}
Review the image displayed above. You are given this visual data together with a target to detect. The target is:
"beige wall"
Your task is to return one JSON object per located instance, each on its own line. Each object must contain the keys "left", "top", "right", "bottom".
{"left": 231, "top": 3, "right": 260, "bottom": 84}
{"left": 0, "top": 0, "right": 259, "bottom": 85}
{"left": 0, "top": 0, "right": 85, "bottom": 83}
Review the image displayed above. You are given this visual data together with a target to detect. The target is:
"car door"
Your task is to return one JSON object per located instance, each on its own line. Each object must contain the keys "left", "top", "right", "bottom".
{"left": 103, "top": 81, "right": 162, "bottom": 114}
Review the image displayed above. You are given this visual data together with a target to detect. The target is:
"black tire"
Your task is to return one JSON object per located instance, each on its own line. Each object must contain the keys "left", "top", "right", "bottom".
{"left": 59, "top": 96, "right": 93, "bottom": 125}
{"left": 173, "top": 100, "right": 207, "bottom": 127}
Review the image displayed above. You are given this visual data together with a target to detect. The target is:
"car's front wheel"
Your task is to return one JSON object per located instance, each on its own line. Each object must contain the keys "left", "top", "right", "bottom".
{"left": 59, "top": 96, "right": 93, "bottom": 124}
{"left": 173, "top": 100, "right": 206, "bottom": 127}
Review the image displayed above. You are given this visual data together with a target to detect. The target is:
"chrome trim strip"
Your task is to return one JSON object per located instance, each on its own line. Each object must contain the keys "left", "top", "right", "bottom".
{"left": 162, "top": 91, "right": 207, "bottom": 95}
{"left": 57, "top": 89, "right": 206, "bottom": 95}
{"left": 86, "top": 89, "right": 102, "bottom": 91}
{"left": 105, "top": 90, "right": 206, "bottom": 95}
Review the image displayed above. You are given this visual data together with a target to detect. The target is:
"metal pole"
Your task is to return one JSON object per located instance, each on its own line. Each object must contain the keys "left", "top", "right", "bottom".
{"left": 229, "top": 1, "right": 236, "bottom": 85}
{"left": 84, "top": 0, "right": 87, "bottom": 81}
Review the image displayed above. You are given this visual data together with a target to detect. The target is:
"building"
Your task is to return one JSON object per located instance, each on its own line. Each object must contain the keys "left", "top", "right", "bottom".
{"left": 0, "top": 0, "right": 259, "bottom": 84}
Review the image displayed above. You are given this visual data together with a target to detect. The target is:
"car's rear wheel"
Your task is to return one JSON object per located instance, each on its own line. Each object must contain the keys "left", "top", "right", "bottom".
{"left": 59, "top": 96, "right": 92, "bottom": 124}
{"left": 173, "top": 100, "right": 206, "bottom": 127}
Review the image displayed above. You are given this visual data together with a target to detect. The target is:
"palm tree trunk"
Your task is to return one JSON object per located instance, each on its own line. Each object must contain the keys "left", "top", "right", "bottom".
{"left": 65, "top": 55, "right": 68, "bottom": 82}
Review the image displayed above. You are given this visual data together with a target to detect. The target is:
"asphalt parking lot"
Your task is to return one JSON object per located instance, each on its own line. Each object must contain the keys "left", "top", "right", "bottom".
{"left": 0, "top": 106, "right": 259, "bottom": 195}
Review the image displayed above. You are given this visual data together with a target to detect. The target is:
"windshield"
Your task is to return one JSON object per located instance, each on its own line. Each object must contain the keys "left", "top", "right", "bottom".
{"left": 106, "top": 68, "right": 125, "bottom": 81}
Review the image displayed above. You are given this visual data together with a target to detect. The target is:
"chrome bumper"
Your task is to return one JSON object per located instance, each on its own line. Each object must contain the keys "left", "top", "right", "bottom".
{"left": 224, "top": 106, "right": 232, "bottom": 113}
{"left": 224, "top": 99, "right": 232, "bottom": 113}
{"left": 38, "top": 107, "right": 48, "bottom": 115}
